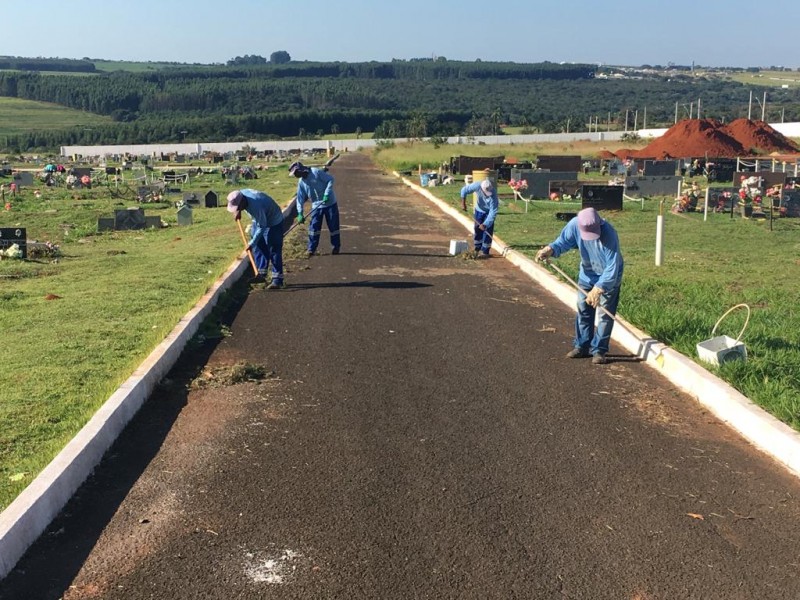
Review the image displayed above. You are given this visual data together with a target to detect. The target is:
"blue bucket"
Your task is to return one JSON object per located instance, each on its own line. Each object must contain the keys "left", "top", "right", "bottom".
{"left": 420, "top": 174, "right": 430, "bottom": 186}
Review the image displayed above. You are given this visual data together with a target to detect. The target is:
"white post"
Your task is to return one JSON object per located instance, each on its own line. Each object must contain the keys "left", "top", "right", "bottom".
{"left": 675, "top": 102, "right": 678, "bottom": 124}
{"left": 703, "top": 187, "right": 710, "bottom": 222}
{"left": 643, "top": 105, "right": 647, "bottom": 130}
{"left": 697, "top": 97, "right": 701, "bottom": 119}
{"left": 748, "top": 91, "right": 753, "bottom": 120}
{"left": 655, "top": 201, "right": 665, "bottom": 267}
{"left": 762, "top": 91, "right": 767, "bottom": 121}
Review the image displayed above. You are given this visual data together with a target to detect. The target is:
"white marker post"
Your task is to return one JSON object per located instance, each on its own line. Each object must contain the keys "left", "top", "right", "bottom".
{"left": 655, "top": 200, "right": 664, "bottom": 266}
{"left": 704, "top": 187, "right": 710, "bottom": 222}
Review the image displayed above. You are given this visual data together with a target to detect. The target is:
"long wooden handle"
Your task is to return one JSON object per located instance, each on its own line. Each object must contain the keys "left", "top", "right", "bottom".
{"left": 236, "top": 219, "right": 259, "bottom": 276}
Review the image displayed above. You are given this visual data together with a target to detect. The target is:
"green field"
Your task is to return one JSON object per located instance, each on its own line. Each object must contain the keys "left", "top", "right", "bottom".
{"left": 727, "top": 70, "right": 800, "bottom": 88}
{"left": 93, "top": 60, "right": 211, "bottom": 73}
{"left": 0, "top": 97, "right": 111, "bottom": 137}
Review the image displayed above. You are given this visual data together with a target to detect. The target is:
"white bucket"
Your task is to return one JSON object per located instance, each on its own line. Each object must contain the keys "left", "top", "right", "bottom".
{"left": 449, "top": 240, "right": 468, "bottom": 255}
{"left": 696, "top": 304, "right": 750, "bottom": 366}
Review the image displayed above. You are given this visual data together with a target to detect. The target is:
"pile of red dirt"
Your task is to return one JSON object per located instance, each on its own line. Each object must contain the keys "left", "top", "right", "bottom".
{"left": 635, "top": 118, "right": 799, "bottom": 159}
{"left": 721, "top": 119, "right": 799, "bottom": 155}
{"left": 597, "top": 149, "right": 616, "bottom": 160}
{"left": 636, "top": 119, "right": 744, "bottom": 159}
{"left": 614, "top": 148, "right": 638, "bottom": 160}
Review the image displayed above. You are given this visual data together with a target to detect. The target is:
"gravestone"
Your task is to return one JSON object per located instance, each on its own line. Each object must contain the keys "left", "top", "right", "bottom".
{"left": 114, "top": 207, "right": 146, "bottom": 230}
{"left": 176, "top": 204, "right": 193, "bottom": 226}
{"left": 782, "top": 189, "right": 800, "bottom": 217}
{"left": 581, "top": 185, "right": 623, "bottom": 211}
{"left": 537, "top": 155, "right": 582, "bottom": 172}
{"left": 71, "top": 167, "right": 91, "bottom": 179}
{"left": 450, "top": 155, "right": 504, "bottom": 175}
{"left": 183, "top": 192, "right": 200, "bottom": 206}
{"left": 12, "top": 172, "right": 34, "bottom": 187}
{"left": 643, "top": 160, "right": 678, "bottom": 176}
{"left": 175, "top": 155, "right": 186, "bottom": 163}
{"left": 144, "top": 216, "right": 162, "bottom": 228}
{"left": 0, "top": 227, "right": 26, "bottom": 258}
{"left": 97, "top": 218, "right": 115, "bottom": 232}
{"left": 204, "top": 190, "right": 218, "bottom": 208}
{"left": 733, "top": 171, "right": 786, "bottom": 189}
{"left": 105, "top": 167, "right": 120, "bottom": 176}
{"left": 511, "top": 170, "right": 579, "bottom": 199}
{"left": 708, "top": 187, "right": 739, "bottom": 211}
{"left": 624, "top": 176, "right": 682, "bottom": 198}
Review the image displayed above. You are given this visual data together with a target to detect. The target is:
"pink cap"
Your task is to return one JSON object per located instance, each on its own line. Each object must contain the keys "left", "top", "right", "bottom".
{"left": 577, "top": 207, "right": 602, "bottom": 240}
{"left": 227, "top": 190, "right": 243, "bottom": 213}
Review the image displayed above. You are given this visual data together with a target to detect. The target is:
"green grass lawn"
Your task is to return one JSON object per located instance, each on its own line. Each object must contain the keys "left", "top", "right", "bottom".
{"left": 0, "top": 165, "right": 299, "bottom": 509}
{"left": 726, "top": 70, "right": 800, "bottom": 88}
{"left": 0, "top": 97, "right": 111, "bottom": 138}
{"left": 372, "top": 142, "right": 800, "bottom": 433}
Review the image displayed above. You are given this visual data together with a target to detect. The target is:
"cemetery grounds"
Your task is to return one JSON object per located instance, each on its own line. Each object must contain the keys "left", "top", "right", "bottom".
{"left": 1, "top": 141, "right": 800, "bottom": 511}
{"left": 0, "top": 162, "right": 301, "bottom": 509}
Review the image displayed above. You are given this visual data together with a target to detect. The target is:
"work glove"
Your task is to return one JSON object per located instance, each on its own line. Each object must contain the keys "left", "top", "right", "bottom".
{"left": 322, "top": 194, "right": 330, "bottom": 205}
{"left": 296, "top": 213, "right": 305, "bottom": 224}
{"left": 234, "top": 211, "right": 242, "bottom": 221}
{"left": 535, "top": 245, "right": 553, "bottom": 262}
{"left": 478, "top": 223, "right": 486, "bottom": 231}
{"left": 585, "top": 286, "right": 604, "bottom": 307}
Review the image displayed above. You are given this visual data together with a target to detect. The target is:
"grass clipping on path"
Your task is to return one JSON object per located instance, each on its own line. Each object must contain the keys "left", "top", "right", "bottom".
{"left": 190, "top": 362, "right": 275, "bottom": 389}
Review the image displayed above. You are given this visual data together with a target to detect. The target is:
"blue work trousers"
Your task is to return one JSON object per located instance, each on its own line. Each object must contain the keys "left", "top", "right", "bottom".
{"left": 252, "top": 225, "right": 283, "bottom": 284}
{"left": 574, "top": 284, "right": 621, "bottom": 356}
{"left": 308, "top": 204, "right": 341, "bottom": 253}
{"left": 473, "top": 209, "right": 494, "bottom": 255}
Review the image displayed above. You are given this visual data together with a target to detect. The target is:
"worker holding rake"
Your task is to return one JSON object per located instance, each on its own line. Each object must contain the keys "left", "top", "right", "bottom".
{"left": 460, "top": 179, "right": 499, "bottom": 259}
{"left": 228, "top": 189, "right": 285, "bottom": 290}
{"left": 291, "top": 161, "right": 341, "bottom": 257}
{"left": 536, "top": 207, "right": 624, "bottom": 365}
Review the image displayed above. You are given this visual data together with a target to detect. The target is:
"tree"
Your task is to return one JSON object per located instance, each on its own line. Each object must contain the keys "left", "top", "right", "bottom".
{"left": 270, "top": 51, "right": 291, "bottom": 64}
{"left": 331, "top": 123, "right": 339, "bottom": 136}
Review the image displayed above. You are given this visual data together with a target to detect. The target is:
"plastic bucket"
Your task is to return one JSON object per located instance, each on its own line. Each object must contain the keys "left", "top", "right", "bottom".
{"left": 420, "top": 174, "right": 431, "bottom": 186}
{"left": 696, "top": 304, "right": 750, "bottom": 366}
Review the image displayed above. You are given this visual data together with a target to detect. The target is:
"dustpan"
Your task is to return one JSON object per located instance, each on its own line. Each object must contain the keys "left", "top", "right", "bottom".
{"left": 696, "top": 304, "right": 750, "bottom": 366}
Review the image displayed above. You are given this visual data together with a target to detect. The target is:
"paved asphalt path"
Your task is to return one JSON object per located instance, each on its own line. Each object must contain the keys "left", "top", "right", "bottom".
{"left": 4, "top": 153, "right": 800, "bottom": 599}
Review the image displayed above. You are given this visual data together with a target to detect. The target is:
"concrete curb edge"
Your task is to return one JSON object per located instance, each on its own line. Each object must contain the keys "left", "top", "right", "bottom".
{"left": 0, "top": 257, "right": 249, "bottom": 578}
{"left": 398, "top": 173, "right": 800, "bottom": 481}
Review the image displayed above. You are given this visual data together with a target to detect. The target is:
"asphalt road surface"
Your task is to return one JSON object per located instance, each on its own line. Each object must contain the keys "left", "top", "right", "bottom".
{"left": 3, "top": 153, "right": 800, "bottom": 600}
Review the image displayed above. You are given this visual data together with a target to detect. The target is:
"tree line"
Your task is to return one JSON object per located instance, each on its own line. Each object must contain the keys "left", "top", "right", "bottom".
{"left": 1, "top": 59, "right": 799, "bottom": 152}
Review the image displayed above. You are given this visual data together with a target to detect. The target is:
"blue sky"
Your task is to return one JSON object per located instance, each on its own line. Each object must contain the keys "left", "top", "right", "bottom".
{"left": 1, "top": 0, "right": 796, "bottom": 68}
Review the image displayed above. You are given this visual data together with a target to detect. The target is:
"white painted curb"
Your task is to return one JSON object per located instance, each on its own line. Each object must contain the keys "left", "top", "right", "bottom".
{"left": 399, "top": 173, "right": 800, "bottom": 481}
{"left": 0, "top": 257, "right": 249, "bottom": 578}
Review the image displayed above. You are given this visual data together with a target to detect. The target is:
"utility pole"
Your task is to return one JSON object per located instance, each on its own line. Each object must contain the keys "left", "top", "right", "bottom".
{"left": 748, "top": 90, "right": 752, "bottom": 120}
{"left": 762, "top": 91, "right": 767, "bottom": 121}
{"left": 643, "top": 106, "right": 647, "bottom": 130}
{"left": 675, "top": 101, "right": 678, "bottom": 124}
{"left": 697, "top": 98, "right": 701, "bottom": 119}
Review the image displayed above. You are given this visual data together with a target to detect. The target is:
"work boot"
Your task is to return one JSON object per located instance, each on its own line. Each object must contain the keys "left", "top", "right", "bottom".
{"left": 565, "top": 348, "right": 590, "bottom": 359}
{"left": 249, "top": 273, "right": 266, "bottom": 285}
{"left": 332, "top": 246, "right": 341, "bottom": 255}
{"left": 305, "top": 250, "right": 315, "bottom": 258}
{"left": 592, "top": 353, "right": 608, "bottom": 365}
{"left": 267, "top": 280, "right": 285, "bottom": 290}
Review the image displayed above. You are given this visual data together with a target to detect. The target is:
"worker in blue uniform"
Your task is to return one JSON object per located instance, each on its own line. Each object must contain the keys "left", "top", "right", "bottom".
{"left": 536, "top": 207, "right": 624, "bottom": 364}
{"left": 460, "top": 178, "right": 499, "bottom": 258}
{"left": 227, "top": 189, "right": 285, "bottom": 289}
{"left": 291, "top": 161, "right": 340, "bottom": 256}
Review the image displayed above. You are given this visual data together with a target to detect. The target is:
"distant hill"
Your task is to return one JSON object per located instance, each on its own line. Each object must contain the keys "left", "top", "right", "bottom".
{"left": 1, "top": 58, "right": 799, "bottom": 152}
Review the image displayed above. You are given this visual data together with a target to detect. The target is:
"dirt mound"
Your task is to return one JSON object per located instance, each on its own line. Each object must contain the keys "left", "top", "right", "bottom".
{"left": 614, "top": 148, "right": 638, "bottom": 160}
{"left": 636, "top": 119, "right": 745, "bottom": 159}
{"left": 597, "top": 149, "right": 616, "bottom": 160}
{"left": 721, "top": 119, "right": 799, "bottom": 154}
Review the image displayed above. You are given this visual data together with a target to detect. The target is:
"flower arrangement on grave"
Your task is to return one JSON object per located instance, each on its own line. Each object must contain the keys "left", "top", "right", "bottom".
{"left": 27, "top": 241, "right": 62, "bottom": 260}
{"left": 508, "top": 179, "right": 528, "bottom": 192}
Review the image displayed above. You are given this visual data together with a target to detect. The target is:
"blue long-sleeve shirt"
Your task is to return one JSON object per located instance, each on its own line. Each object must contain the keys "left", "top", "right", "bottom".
{"left": 460, "top": 181, "right": 499, "bottom": 228}
{"left": 295, "top": 167, "right": 336, "bottom": 214}
{"left": 548, "top": 217, "right": 624, "bottom": 291}
{"left": 240, "top": 189, "right": 284, "bottom": 246}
